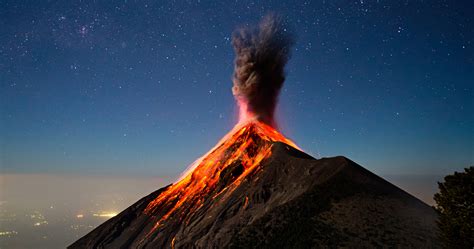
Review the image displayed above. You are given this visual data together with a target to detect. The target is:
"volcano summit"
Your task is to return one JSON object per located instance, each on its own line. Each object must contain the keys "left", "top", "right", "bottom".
{"left": 70, "top": 15, "right": 439, "bottom": 248}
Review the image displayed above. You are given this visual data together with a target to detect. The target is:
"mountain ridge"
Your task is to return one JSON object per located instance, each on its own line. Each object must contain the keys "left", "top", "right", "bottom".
{"left": 69, "top": 137, "right": 439, "bottom": 248}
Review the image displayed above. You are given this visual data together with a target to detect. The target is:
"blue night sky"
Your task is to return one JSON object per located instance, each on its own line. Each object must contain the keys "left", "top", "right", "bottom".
{"left": 1, "top": 1, "right": 473, "bottom": 177}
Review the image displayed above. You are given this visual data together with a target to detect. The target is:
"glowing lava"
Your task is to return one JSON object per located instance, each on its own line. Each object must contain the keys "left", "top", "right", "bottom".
{"left": 143, "top": 120, "right": 298, "bottom": 236}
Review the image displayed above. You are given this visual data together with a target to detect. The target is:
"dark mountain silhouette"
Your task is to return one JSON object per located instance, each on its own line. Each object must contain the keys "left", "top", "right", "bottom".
{"left": 69, "top": 121, "right": 439, "bottom": 248}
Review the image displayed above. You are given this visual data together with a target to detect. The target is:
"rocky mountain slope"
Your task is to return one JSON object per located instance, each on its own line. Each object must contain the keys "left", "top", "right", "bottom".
{"left": 70, "top": 122, "right": 439, "bottom": 248}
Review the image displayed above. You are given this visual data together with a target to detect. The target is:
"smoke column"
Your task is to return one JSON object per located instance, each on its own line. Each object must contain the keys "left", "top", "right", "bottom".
{"left": 232, "top": 14, "right": 294, "bottom": 128}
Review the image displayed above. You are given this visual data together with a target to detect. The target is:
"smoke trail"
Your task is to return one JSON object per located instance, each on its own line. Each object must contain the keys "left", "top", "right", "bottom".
{"left": 232, "top": 14, "right": 294, "bottom": 127}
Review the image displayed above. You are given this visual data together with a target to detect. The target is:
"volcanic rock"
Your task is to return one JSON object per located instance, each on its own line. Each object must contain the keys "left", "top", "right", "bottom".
{"left": 69, "top": 122, "right": 439, "bottom": 248}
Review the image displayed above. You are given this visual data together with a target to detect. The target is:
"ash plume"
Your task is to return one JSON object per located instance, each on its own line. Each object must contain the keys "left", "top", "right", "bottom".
{"left": 232, "top": 14, "right": 294, "bottom": 127}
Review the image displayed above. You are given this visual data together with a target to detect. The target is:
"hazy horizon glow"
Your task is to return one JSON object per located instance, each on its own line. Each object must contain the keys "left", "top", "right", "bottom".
{"left": 0, "top": 172, "right": 442, "bottom": 248}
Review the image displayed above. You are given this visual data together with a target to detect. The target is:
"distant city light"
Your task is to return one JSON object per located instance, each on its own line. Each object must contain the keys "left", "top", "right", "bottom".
{"left": 76, "top": 214, "right": 84, "bottom": 218}
{"left": 92, "top": 212, "right": 117, "bottom": 218}
{"left": 33, "top": 221, "right": 48, "bottom": 226}
{"left": 0, "top": 231, "right": 18, "bottom": 236}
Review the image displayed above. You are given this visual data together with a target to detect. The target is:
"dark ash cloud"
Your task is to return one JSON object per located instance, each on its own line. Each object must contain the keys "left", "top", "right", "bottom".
{"left": 232, "top": 14, "right": 295, "bottom": 127}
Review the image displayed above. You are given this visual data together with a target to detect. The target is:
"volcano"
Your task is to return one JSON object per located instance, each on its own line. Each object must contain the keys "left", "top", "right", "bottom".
{"left": 70, "top": 15, "right": 439, "bottom": 248}
{"left": 69, "top": 121, "right": 439, "bottom": 249}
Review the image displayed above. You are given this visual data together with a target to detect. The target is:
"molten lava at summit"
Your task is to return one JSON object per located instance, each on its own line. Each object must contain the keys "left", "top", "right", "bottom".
{"left": 143, "top": 120, "right": 299, "bottom": 237}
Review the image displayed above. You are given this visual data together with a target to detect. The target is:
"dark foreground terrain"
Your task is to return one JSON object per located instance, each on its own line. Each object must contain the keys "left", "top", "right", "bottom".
{"left": 70, "top": 142, "right": 439, "bottom": 248}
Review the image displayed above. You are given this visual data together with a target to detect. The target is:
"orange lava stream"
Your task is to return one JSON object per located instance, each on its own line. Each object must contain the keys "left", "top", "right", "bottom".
{"left": 142, "top": 120, "right": 298, "bottom": 238}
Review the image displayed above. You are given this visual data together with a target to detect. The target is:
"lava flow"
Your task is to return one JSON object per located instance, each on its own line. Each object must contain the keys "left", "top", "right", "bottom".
{"left": 143, "top": 119, "right": 298, "bottom": 236}
{"left": 140, "top": 14, "right": 297, "bottom": 241}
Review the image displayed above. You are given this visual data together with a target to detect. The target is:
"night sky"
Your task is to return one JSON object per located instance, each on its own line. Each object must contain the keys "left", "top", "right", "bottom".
{"left": 1, "top": 1, "right": 473, "bottom": 177}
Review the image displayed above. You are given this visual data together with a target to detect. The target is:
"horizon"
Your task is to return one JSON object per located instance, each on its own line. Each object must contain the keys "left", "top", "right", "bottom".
{"left": 0, "top": 169, "right": 446, "bottom": 248}
{"left": 0, "top": 167, "right": 457, "bottom": 207}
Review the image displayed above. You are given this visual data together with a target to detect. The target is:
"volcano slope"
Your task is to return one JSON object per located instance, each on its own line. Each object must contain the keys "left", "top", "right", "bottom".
{"left": 69, "top": 122, "right": 439, "bottom": 249}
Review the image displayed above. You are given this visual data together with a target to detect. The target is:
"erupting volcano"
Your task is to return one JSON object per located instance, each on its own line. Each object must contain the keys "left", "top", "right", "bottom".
{"left": 70, "top": 15, "right": 440, "bottom": 249}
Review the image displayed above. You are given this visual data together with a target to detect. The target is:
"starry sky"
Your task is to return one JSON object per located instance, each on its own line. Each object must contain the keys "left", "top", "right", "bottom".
{"left": 1, "top": 1, "right": 473, "bottom": 177}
